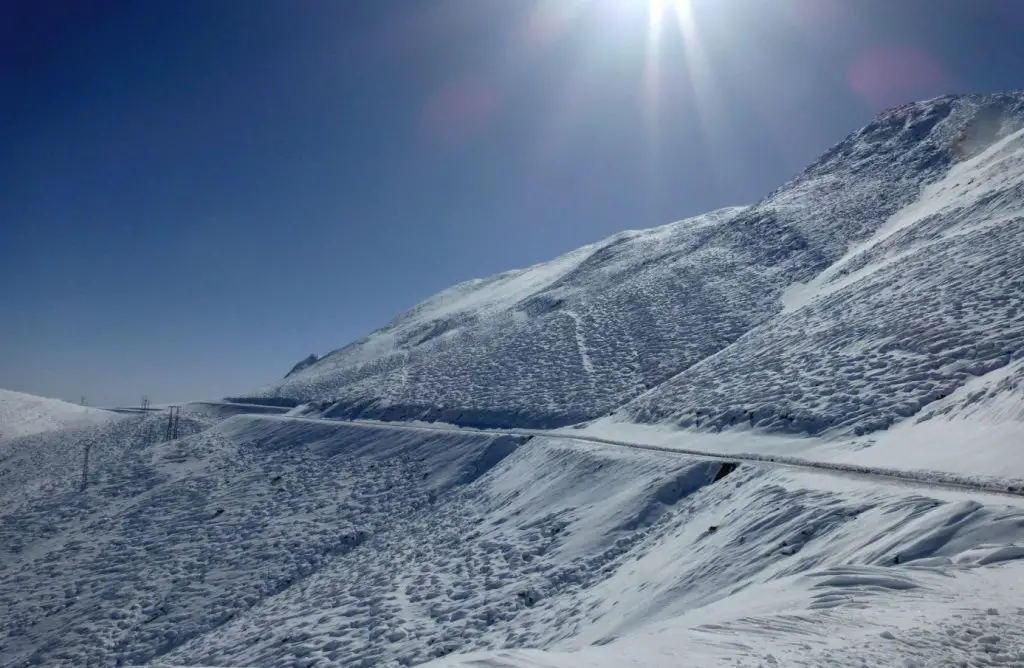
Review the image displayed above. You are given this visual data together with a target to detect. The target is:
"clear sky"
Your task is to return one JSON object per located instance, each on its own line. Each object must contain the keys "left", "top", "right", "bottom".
{"left": 1, "top": 0, "right": 1022, "bottom": 406}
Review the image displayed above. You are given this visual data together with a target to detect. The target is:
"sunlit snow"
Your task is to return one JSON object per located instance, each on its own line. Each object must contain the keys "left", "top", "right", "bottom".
{"left": 3, "top": 92, "right": 1024, "bottom": 668}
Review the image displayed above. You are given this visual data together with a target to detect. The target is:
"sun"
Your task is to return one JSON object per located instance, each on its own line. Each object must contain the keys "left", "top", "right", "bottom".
{"left": 523, "top": 0, "right": 699, "bottom": 49}
{"left": 584, "top": 0, "right": 701, "bottom": 65}
{"left": 520, "top": 0, "right": 719, "bottom": 173}
{"left": 598, "top": 0, "right": 696, "bottom": 34}
{"left": 645, "top": 0, "right": 693, "bottom": 31}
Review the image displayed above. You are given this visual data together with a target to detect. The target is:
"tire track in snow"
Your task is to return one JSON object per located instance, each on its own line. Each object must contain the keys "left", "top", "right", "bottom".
{"left": 562, "top": 310, "right": 595, "bottom": 375}
{"left": 251, "top": 414, "right": 1024, "bottom": 502}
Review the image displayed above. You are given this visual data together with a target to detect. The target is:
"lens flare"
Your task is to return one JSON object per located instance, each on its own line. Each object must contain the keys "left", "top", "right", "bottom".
{"left": 517, "top": 0, "right": 723, "bottom": 189}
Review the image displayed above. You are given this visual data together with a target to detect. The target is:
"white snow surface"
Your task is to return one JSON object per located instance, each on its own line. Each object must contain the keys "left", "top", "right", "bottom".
{"left": 259, "top": 205, "right": 758, "bottom": 428}
{"left": 2, "top": 408, "right": 1023, "bottom": 668}
{"left": 625, "top": 113, "right": 1024, "bottom": 435}
{"left": 7, "top": 93, "right": 1024, "bottom": 667}
{"left": 254, "top": 93, "right": 1024, "bottom": 439}
{"left": 0, "top": 388, "right": 119, "bottom": 440}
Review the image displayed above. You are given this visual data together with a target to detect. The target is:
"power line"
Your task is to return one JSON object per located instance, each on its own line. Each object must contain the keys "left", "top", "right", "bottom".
{"left": 165, "top": 406, "right": 180, "bottom": 441}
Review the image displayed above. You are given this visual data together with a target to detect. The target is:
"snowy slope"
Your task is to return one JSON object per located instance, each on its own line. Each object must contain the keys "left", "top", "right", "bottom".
{"left": 6, "top": 92, "right": 1024, "bottom": 668}
{"left": 259, "top": 205, "right": 765, "bottom": 428}
{"left": 2, "top": 413, "right": 1023, "bottom": 668}
{"left": 0, "top": 408, "right": 214, "bottom": 523}
{"left": 425, "top": 562, "right": 1024, "bottom": 668}
{"left": 256, "top": 92, "right": 1024, "bottom": 437}
{"left": 0, "top": 388, "right": 119, "bottom": 440}
{"left": 623, "top": 116, "right": 1024, "bottom": 436}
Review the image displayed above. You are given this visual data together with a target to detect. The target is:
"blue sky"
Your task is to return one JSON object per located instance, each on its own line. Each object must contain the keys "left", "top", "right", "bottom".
{"left": 1, "top": 0, "right": 1022, "bottom": 406}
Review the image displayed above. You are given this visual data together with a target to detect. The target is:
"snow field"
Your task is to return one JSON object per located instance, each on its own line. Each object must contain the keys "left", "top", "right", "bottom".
{"left": 624, "top": 122, "right": 1024, "bottom": 436}
{"left": 263, "top": 204, "right": 772, "bottom": 429}
{"left": 0, "top": 409, "right": 212, "bottom": 516}
{"left": 4, "top": 409, "right": 1023, "bottom": 666}
{"left": 0, "top": 389, "right": 120, "bottom": 440}
{"left": 153, "top": 422, "right": 1024, "bottom": 668}
{"left": 425, "top": 563, "right": 1024, "bottom": 668}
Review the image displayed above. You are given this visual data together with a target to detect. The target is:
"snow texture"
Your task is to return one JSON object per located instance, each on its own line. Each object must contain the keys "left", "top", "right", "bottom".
{"left": 0, "top": 389, "right": 119, "bottom": 440}
{"left": 255, "top": 93, "right": 1024, "bottom": 439}
{"left": 2, "top": 409, "right": 1024, "bottom": 667}
{"left": 5, "top": 92, "right": 1024, "bottom": 668}
{"left": 626, "top": 108, "right": 1024, "bottom": 436}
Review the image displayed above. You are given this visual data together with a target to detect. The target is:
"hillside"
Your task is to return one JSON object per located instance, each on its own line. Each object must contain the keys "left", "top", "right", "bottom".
{"left": 621, "top": 113, "right": 1024, "bottom": 436}
{"left": 256, "top": 92, "right": 1024, "bottom": 438}
{"left": 0, "top": 389, "right": 119, "bottom": 440}
{"left": 4, "top": 92, "right": 1024, "bottom": 668}
{"left": 1, "top": 406, "right": 1022, "bottom": 668}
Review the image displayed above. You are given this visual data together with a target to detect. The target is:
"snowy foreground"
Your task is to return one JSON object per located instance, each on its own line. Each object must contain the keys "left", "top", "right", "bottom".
{"left": 1, "top": 402, "right": 1023, "bottom": 667}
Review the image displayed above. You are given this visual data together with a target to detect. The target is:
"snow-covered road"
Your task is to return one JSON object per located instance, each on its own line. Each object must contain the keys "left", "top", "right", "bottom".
{"left": 260, "top": 413, "right": 1024, "bottom": 501}
{"left": 3, "top": 404, "right": 1024, "bottom": 668}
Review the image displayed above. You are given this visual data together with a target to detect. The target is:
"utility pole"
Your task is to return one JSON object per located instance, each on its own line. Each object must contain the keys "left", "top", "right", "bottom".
{"left": 165, "top": 406, "right": 180, "bottom": 441}
{"left": 141, "top": 395, "right": 150, "bottom": 411}
{"left": 81, "top": 440, "right": 91, "bottom": 491}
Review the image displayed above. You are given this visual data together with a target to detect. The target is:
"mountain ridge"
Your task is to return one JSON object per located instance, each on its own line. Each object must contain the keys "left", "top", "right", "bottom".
{"left": 4, "top": 92, "right": 1024, "bottom": 668}
{"left": 254, "top": 92, "right": 1024, "bottom": 436}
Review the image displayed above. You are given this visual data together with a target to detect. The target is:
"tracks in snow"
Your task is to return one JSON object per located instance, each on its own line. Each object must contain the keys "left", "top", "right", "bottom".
{"left": 258, "top": 415, "right": 1024, "bottom": 502}
{"left": 562, "top": 310, "right": 595, "bottom": 375}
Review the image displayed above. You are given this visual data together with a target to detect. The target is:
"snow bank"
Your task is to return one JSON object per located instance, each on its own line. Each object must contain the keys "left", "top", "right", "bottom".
{"left": 0, "top": 388, "right": 119, "bottom": 440}
{"left": 424, "top": 562, "right": 1024, "bottom": 668}
{"left": 4, "top": 413, "right": 1023, "bottom": 667}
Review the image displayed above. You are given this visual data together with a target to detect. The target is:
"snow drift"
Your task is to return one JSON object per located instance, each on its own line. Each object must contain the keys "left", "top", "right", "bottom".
{"left": 0, "top": 389, "right": 119, "bottom": 440}
{"left": 2, "top": 412, "right": 1022, "bottom": 668}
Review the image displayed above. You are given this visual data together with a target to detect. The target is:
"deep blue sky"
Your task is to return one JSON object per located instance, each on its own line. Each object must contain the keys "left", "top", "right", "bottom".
{"left": 1, "top": 0, "right": 1022, "bottom": 406}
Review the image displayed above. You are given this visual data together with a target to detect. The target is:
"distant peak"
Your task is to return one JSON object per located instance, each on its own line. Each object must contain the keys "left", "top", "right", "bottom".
{"left": 285, "top": 353, "right": 320, "bottom": 378}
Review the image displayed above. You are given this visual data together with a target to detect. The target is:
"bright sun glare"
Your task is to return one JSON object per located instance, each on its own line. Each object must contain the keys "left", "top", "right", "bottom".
{"left": 646, "top": 0, "right": 692, "bottom": 29}
{"left": 523, "top": 0, "right": 719, "bottom": 174}
{"left": 582, "top": 0, "right": 704, "bottom": 81}
{"left": 600, "top": 0, "right": 696, "bottom": 33}
{"left": 595, "top": 0, "right": 711, "bottom": 136}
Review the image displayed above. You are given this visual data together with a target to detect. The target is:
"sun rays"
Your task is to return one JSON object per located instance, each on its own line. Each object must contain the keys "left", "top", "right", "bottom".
{"left": 517, "top": 0, "right": 720, "bottom": 188}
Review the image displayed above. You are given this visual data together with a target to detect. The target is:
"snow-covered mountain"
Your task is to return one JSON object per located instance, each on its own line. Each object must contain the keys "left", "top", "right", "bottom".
{"left": 257, "top": 92, "right": 1024, "bottom": 438}
{"left": 0, "top": 389, "right": 119, "bottom": 440}
{"left": 622, "top": 102, "right": 1024, "bottom": 436}
{"left": 4, "top": 92, "right": 1024, "bottom": 668}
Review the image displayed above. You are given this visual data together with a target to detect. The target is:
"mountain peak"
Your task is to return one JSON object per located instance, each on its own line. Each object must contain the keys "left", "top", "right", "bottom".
{"left": 252, "top": 91, "right": 1024, "bottom": 438}
{"left": 285, "top": 353, "right": 320, "bottom": 378}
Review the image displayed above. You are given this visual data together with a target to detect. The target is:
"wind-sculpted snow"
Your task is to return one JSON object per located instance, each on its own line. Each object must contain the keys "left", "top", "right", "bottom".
{"left": 424, "top": 564, "right": 1024, "bottom": 668}
{"left": 625, "top": 120, "right": 1024, "bottom": 436}
{"left": 0, "top": 410, "right": 211, "bottom": 513}
{"left": 0, "top": 417, "right": 527, "bottom": 667}
{"left": 3, "top": 414, "right": 1024, "bottom": 667}
{"left": 258, "top": 205, "right": 775, "bottom": 428}
{"left": 257, "top": 93, "right": 1024, "bottom": 436}
{"left": 0, "top": 389, "right": 119, "bottom": 440}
